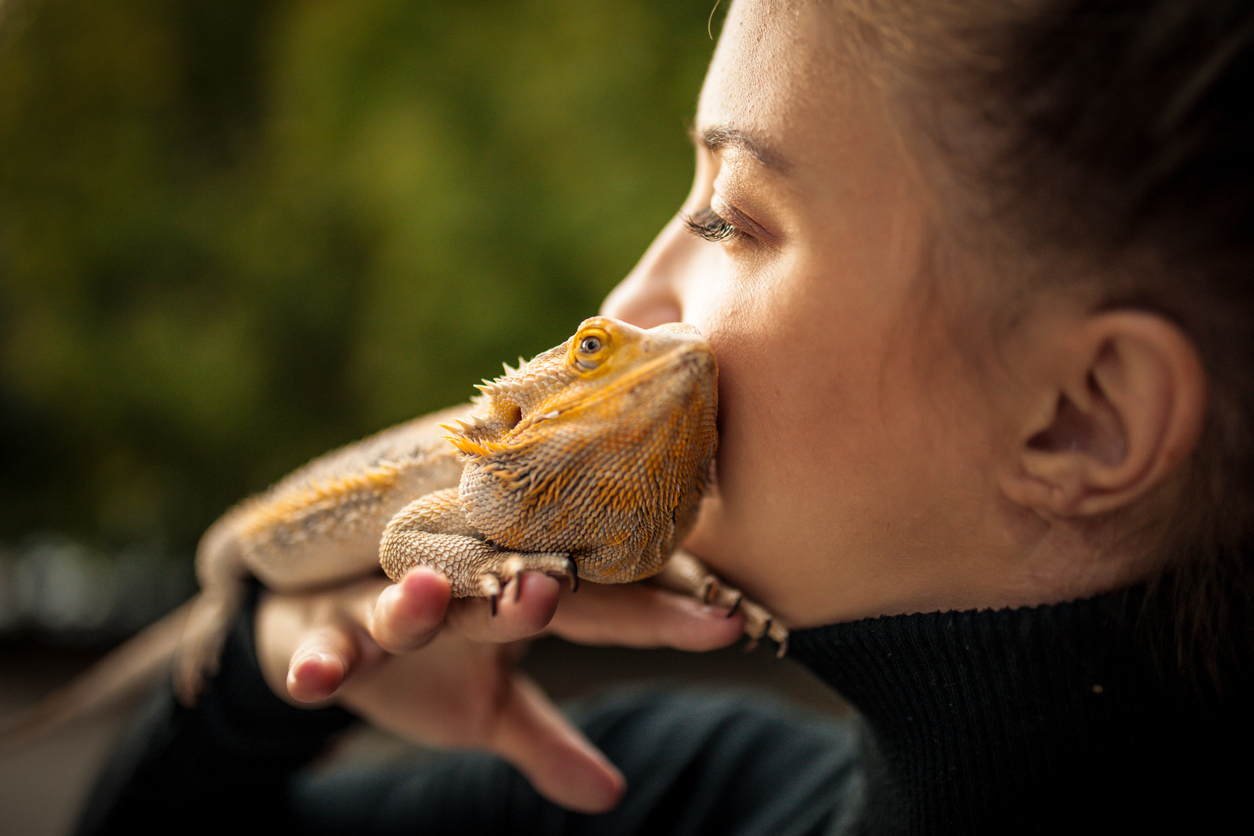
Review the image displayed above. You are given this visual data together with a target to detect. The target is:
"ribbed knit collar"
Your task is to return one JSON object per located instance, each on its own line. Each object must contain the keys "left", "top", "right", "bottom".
{"left": 787, "top": 587, "right": 1243, "bottom": 834}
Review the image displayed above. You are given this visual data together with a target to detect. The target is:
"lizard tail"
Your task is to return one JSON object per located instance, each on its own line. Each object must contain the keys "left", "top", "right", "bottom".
{"left": 0, "top": 597, "right": 194, "bottom": 754}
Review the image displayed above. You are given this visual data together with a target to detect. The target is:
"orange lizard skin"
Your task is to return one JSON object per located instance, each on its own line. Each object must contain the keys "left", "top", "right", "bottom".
{"left": 1, "top": 317, "right": 786, "bottom": 750}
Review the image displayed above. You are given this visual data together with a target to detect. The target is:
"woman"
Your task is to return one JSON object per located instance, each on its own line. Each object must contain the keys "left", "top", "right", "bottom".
{"left": 79, "top": 0, "right": 1252, "bottom": 832}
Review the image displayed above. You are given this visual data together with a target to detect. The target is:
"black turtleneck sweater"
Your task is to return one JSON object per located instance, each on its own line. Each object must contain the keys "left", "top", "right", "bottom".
{"left": 76, "top": 585, "right": 1248, "bottom": 835}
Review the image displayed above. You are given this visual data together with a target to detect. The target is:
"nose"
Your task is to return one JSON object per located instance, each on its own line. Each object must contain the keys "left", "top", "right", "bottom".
{"left": 600, "top": 212, "right": 702, "bottom": 328}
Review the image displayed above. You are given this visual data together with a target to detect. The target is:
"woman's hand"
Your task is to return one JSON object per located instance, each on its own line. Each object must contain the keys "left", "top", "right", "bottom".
{"left": 253, "top": 566, "right": 745, "bottom": 813}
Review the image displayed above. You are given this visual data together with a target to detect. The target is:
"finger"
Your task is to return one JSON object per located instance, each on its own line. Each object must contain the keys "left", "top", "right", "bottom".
{"left": 550, "top": 583, "right": 745, "bottom": 650}
{"left": 284, "top": 627, "right": 359, "bottom": 705}
{"left": 489, "top": 674, "right": 625, "bottom": 814}
{"left": 256, "top": 577, "right": 391, "bottom": 705}
{"left": 446, "top": 572, "right": 561, "bottom": 643}
{"left": 369, "top": 566, "right": 453, "bottom": 654}
{"left": 255, "top": 590, "right": 364, "bottom": 706}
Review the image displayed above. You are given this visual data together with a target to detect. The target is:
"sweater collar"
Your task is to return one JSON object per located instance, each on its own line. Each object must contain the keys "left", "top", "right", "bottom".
{"left": 787, "top": 587, "right": 1241, "bottom": 833}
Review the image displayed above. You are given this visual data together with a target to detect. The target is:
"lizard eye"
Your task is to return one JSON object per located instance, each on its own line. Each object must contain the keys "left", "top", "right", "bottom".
{"left": 572, "top": 325, "right": 611, "bottom": 372}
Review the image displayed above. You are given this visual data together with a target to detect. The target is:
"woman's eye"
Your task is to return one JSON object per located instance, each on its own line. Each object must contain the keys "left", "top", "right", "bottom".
{"left": 683, "top": 206, "right": 744, "bottom": 243}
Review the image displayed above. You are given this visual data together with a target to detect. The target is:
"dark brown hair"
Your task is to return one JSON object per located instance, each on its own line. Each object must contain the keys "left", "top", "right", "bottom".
{"left": 855, "top": 0, "right": 1254, "bottom": 694}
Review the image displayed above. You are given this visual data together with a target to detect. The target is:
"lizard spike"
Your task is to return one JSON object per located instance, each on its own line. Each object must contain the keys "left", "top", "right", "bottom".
{"left": 448, "top": 436, "right": 496, "bottom": 457}
{"left": 440, "top": 420, "right": 479, "bottom": 438}
{"left": 501, "top": 361, "right": 516, "bottom": 376}
{"left": 446, "top": 418, "right": 482, "bottom": 438}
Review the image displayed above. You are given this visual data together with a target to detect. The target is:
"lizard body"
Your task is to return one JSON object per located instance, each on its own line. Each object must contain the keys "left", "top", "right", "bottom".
{"left": 1, "top": 316, "right": 786, "bottom": 749}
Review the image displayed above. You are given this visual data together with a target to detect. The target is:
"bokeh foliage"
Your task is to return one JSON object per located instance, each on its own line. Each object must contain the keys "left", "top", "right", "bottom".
{"left": 0, "top": 0, "right": 715, "bottom": 555}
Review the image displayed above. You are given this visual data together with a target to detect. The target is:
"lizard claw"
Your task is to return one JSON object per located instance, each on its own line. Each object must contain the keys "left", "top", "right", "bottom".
{"left": 480, "top": 574, "right": 503, "bottom": 615}
{"left": 650, "top": 550, "right": 788, "bottom": 655}
{"left": 743, "top": 613, "right": 789, "bottom": 657}
{"left": 473, "top": 554, "right": 574, "bottom": 612}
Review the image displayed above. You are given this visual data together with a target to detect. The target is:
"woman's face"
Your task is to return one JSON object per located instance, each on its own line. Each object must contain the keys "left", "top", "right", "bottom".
{"left": 602, "top": 0, "right": 1039, "bottom": 627}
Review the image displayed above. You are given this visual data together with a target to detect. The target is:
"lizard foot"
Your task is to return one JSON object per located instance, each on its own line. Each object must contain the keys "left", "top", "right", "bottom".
{"left": 172, "top": 588, "right": 241, "bottom": 704}
{"left": 379, "top": 518, "right": 576, "bottom": 600}
{"left": 474, "top": 552, "right": 577, "bottom": 614}
{"left": 652, "top": 550, "right": 789, "bottom": 657}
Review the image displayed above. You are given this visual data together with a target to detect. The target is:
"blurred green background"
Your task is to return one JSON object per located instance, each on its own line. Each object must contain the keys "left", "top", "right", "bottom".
{"left": 0, "top": 0, "right": 715, "bottom": 576}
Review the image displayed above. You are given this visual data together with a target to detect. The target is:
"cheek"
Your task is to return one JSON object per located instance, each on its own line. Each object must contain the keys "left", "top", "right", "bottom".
{"left": 694, "top": 260, "right": 955, "bottom": 534}
{"left": 698, "top": 283, "right": 855, "bottom": 513}
{"left": 698, "top": 256, "right": 879, "bottom": 440}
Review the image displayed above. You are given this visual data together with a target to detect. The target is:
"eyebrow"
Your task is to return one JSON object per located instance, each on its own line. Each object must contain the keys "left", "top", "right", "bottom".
{"left": 693, "top": 124, "right": 791, "bottom": 174}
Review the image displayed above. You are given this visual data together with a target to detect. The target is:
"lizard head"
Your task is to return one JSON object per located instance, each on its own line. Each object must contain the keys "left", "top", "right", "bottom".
{"left": 448, "top": 316, "right": 717, "bottom": 457}
{"left": 446, "top": 316, "right": 719, "bottom": 580}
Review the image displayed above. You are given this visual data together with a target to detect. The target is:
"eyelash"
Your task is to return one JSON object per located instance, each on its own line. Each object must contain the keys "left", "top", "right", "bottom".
{"left": 683, "top": 206, "right": 743, "bottom": 243}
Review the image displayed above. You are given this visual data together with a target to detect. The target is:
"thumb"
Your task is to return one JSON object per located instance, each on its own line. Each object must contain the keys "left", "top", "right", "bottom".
{"left": 489, "top": 674, "right": 625, "bottom": 814}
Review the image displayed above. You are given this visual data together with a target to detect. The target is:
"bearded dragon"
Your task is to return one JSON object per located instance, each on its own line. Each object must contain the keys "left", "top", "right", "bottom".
{"left": 1, "top": 316, "right": 786, "bottom": 749}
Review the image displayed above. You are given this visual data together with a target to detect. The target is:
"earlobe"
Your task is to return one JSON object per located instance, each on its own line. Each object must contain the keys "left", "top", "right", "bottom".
{"left": 1003, "top": 311, "right": 1207, "bottom": 519}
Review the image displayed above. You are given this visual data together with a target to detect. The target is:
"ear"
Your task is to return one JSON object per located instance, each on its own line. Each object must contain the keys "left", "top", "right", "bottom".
{"left": 1002, "top": 310, "right": 1207, "bottom": 518}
